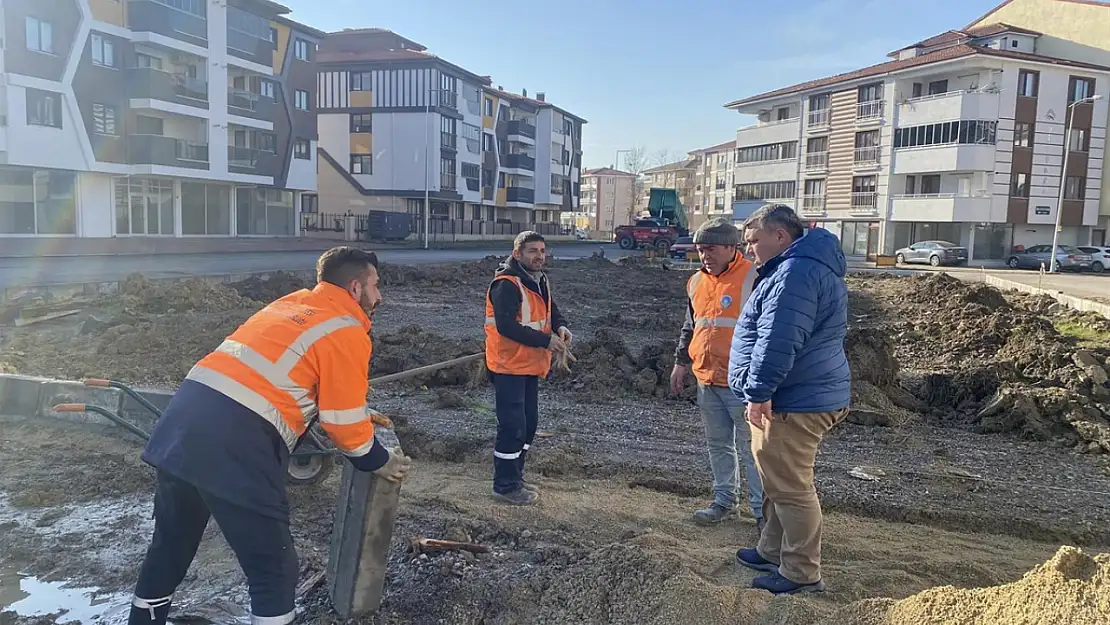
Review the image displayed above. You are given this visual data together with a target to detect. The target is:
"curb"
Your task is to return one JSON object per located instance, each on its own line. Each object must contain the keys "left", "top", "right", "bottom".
{"left": 0, "top": 373, "right": 174, "bottom": 436}
{"left": 980, "top": 274, "right": 1110, "bottom": 320}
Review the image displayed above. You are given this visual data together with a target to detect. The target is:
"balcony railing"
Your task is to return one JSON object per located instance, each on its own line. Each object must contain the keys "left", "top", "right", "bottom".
{"left": 805, "top": 151, "right": 828, "bottom": 170}
{"left": 851, "top": 192, "right": 878, "bottom": 209}
{"left": 228, "top": 88, "right": 275, "bottom": 120}
{"left": 465, "top": 98, "right": 481, "bottom": 116}
{"left": 440, "top": 172, "right": 456, "bottom": 191}
{"left": 128, "top": 134, "right": 209, "bottom": 170}
{"left": 854, "top": 146, "right": 881, "bottom": 165}
{"left": 506, "top": 187, "right": 535, "bottom": 204}
{"left": 507, "top": 119, "right": 536, "bottom": 140}
{"left": 175, "top": 139, "right": 209, "bottom": 162}
{"left": 801, "top": 195, "right": 826, "bottom": 212}
{"left": 501, "top": 153, "right": 535, "bottom": 171}
{"left": 440, "top": 132, "right": 457, "bottom": 150}
{"left": 857, "top": 100, "right": 883, "bottom": 120}
{"left": 808, "top": 109, "right": 830, "bottom": 127}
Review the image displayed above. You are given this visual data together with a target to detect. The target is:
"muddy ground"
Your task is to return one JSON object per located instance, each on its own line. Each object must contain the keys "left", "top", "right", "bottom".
{"left": 2, "top": 257, "right": 1110, "bottom": 624}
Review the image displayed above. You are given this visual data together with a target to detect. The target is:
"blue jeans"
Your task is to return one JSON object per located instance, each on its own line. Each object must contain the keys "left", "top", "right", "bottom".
{"left": 698, "top": 384, "right": 763, "bottom": 520}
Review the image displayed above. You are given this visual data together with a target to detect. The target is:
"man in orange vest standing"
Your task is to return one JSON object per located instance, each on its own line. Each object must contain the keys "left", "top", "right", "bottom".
{"left": 485, "top": 231, "right": 570, "bottom": 505}
{"left": 127, "top": 246, "right": 411, "bottom": 625}
{"left": 670, "top": 218, "right": 764, "bottom": 529}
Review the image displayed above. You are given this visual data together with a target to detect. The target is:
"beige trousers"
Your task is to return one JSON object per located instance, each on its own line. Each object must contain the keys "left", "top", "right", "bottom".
{"left": 751, "top": 407, "right": 848, "bottom": 584}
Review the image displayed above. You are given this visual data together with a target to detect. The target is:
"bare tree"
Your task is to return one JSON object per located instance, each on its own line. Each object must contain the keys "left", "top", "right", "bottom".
{"left": 622, "top": 146, "right": 649, "bottom": 223}
{"left": 650, "top": 148, "right": 677, "bottom": 169}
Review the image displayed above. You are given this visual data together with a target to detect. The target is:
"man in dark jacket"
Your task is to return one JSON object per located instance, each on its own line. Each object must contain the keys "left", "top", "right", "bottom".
{"left": 484, "top": 231, "right": 570, "bottom": 505}
{"left": 728, "top": 204, "right": 851, "bottom": 595}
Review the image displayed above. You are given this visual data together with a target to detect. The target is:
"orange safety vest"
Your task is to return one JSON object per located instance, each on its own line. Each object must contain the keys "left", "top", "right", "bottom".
{"left": 186, "top": 282, "right": 377, "bottom": 457}
{"left": 686, "top": 256, "right": 757, "bottom": 387}
{"left": 484, "top": 274, "right": 553, "bottom": 377}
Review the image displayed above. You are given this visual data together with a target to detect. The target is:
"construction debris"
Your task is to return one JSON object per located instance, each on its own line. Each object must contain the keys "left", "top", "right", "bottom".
{"left": 408, "top": 537, "right": 492, "bottom": 555}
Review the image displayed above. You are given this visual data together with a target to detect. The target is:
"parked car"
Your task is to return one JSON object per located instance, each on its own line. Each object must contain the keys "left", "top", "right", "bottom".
{"left": 669, "top": 236, "right": 695, "bottom": 259}
{"left": 1006, "top": 245, "right": 1092, "bottom": 272}
{"left": 1077, "top": 246, "right": 1110, "bottom": 273}
{"left": 894, "top": 240, "right": 968, "bottom": 267}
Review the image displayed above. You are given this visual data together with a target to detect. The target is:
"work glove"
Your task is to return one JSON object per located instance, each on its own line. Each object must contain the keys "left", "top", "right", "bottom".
{"left": 373, "top": 447, "right": 412, "bottom": 483}
{"left": 557, "top": 326, "right": 573, "bottom": 346}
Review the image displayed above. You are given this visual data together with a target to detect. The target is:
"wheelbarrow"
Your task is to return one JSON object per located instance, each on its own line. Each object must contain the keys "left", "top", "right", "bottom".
{"left": 51, "top": 353, "right": 484, "bottom": 487}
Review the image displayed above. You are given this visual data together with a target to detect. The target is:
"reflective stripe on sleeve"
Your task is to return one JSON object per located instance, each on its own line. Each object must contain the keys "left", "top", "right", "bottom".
{"left": 342, "top": 436, "right": 377, "bottom": 457}
{"left": 320, "top": 406, "right": 369, "bottom": 426}
{"left": 275, "top": 314, "right": 362, "bottom": 374}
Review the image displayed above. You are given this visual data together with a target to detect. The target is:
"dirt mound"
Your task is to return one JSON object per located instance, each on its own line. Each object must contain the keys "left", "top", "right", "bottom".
{"left": 229, "top": 271, "right": 311, "bottom": 302}
{"left": 115, "top": 274, "right": 258, "bottom": 313}
{"left": 379, "top": 256, "right": 504, "bottom": 287}
{"left": 372, "top": 325, "right": 486, "bottom": 387}
{"left": 553, "top": 328, "right": 687, "bottom": 400}
{"left": 820, "top": 546, "right": 1110, "bottom": 625}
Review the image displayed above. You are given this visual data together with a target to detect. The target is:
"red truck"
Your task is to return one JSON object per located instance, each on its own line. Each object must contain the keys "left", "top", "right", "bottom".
{"left": 614, "top": 188, "right": 690, "bottom": 251}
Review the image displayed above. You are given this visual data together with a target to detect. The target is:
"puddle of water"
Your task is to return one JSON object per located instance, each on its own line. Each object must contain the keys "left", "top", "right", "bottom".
{"left": 0, "top": 564, "right": 130, "bottom": 624}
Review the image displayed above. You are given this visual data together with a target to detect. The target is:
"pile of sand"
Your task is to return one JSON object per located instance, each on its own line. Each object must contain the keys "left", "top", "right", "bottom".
{"left": 822, "top": 546, "right": 1109, "bottom": 625}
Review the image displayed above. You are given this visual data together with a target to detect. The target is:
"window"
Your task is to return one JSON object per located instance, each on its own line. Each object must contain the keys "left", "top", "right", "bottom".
{"left": 293, "top": 138, "right": 311, "bottom": 160}
{"left": 351, "top": 114, "right": 371, "bottom": 133}
{"left": 92, "top": 103, "right": 118, "bottom": 135}
{"left": 484, "top": 98, "right": 494, "bottom": 116}
{"left": 259, "top": 79, "right": 275, "bottom": 100}
{"left": 776, "top": 107, "right": 791, "bottom": 121}
{"left": 90, "top": 34, "right": 116, "bottom": 68}
{"left": 736, "top": 141, "right": 797, "bottom": 164}
{"left": 1068, "top": 128, "right": 1090, "bottom": 152}
{"left": 858, "top": 84, "right": 883, "bottom": 102}
{"left": 461, "top": 162, "right": 480, "bottom": 179}
{"left": 350, "top": 72, "right": 372, "bottom": 91}
{"left": 293, "top": 39, "right": 310, "bottom": 61}
{"left": 1065, "top": 176, "right": 1086, "bottom": 200}
{"left": 301, "top": 194, "right": 318, "bottom": 214}
{"left": 440, "top": 158, "right": 456, "bottom": 190}
{"left": 482, "top": 133, "right": 494, "bottom": 152}
{"left": 807, "top": 136, "right": 828, "bottom": 153}
{"left": 153, "top": 0, "right": 205, "bottom": 17}
{"left": 893, "top": 120, "right": 997, "bottom": 148}
{"left": 350, "top": 155, "right": 372, "bottom": 174}
{"left": 236, "top": 188, "right": 293, "bottom": 235}
{"left": 927, "top": 80, "right": 949, "bottom": 96}
{"left": 551, "top": 174, "right": 565, "bottom": 194}
{"left": 294, "top": 89, "right": 310, "bottom": 111}
{"left": 135, "top": 53, "right": 163, "bottom": 70}
{"left": 136, "top": 115, "right": 163, "bottom": 135}
{"left": 855, "top": 130, "right": 879, "bottom": 147}
{"left": 180, "top": 182, "right": 231, "bottom": 235}
{"left": 1068, "top": 77, "right": 1095, "bottom": 103}
{"left": 440, "top": 116, "right": 456, "bottom": 149}
{"left": 734, "top": 181, "right": 795, "bottom": 200}
{"left": 1017, "top": 70, "right": 1039, "bottom": 97}
{"left": 269, "top": 27, "right": 278, "bottom": 46}
{"left": 114, "top": 177, "right": 175, "bottom": 235}
{"left": 1010, "top": 172, "right": 1030, "bottom": 198}
{"left": 920, "top": 174, "right": 941, "bottom": 194}
{"left": 227, "top": 7, "right": 270, "bottom": 42}
{"left": 461, "top": 122, "right": 481, "bottom": 153}
{"left": 0, "top": 167, "right": 77, "bottom": 235}
{"left": 25, "top": 17, "right": 53, "bottom": 54}
{"left": 26, "top": 89, "right": 62, "bottom": 128}
{"left": 1014, "top": 122, "right": 1034, "bottom": 148}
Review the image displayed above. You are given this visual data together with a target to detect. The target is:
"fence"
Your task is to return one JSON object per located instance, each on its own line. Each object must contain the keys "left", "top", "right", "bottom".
{"left": 301, "top": 212, "right": 367, "bottom": 234}
{"left": 302, "top": 212, "right": 574, "bottom": 243}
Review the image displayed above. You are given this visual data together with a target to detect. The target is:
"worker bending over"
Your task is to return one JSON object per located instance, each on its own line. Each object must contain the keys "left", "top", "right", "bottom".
{"left": 485, "top": 231, "right": 571, "bottom": 505}
{"left": 671, "top": 218, "right": 764, "bottom": 528}
{"left": 128, "top": 246, "right": 411, "bottom": 625}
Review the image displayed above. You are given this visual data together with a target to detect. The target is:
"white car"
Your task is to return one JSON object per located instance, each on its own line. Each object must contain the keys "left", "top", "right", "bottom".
{"left": 1077, "top": 246, "right": 1110, "bottom": 273}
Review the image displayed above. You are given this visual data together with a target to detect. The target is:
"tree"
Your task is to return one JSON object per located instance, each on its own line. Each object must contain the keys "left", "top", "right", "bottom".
{"left": 622, "top": 146, "right": 649, "bottom": 223}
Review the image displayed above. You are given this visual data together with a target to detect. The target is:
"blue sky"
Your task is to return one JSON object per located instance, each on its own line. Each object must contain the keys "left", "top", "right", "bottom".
{"left": 283, "top": 0, "right": 1004, "bottom": 169}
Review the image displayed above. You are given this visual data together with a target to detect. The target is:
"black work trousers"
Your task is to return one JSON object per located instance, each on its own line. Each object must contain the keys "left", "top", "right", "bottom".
{"left": 128, "top": 470, "right": 298, "bottom": 625}
{"left": 491, "top": 372, "right": 539, "bottom": 494}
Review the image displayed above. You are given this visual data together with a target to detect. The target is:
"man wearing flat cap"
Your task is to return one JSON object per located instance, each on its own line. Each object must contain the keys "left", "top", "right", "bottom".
{"left": 670, "top": 218, "right": 764, "bottom": 529}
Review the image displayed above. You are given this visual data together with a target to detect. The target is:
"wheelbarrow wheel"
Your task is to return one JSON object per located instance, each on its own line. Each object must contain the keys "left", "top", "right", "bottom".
{"left": 286, "top": 452, "right": 334, "bottom": 486}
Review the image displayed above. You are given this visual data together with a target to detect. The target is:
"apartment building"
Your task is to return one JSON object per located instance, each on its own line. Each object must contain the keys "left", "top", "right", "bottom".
{"left": 1, "top": 0, "right": 322, "bottom": 238}
{"left": 727, "top": 19, "right": 1109, "bottom": 260}
{"left": 640, "top": 158, "right": 697, "bottom": 219}
{"left": 575, "top": 167, "right": 635, "bottom": 234}
{"left": 689, "top": 140, "right": 736, "bottom": 229}
{"left": 314, "top": 29, "right": 583, "bottom": 231}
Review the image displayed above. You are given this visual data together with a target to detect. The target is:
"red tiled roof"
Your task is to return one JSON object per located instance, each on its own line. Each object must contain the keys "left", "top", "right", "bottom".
{"left": 725, "top": 43, "right": 1110, "bottom": 109}
{"left": 966, "top": 22, "right": 1042, "bottom": 37}
{"left": 888, "top": 23, "right": 1042, "bottom": 58}
{"left": 691, "top": 139, "right": 736, "bottom": 154}
{"left": 583, "top": 167, "right": 635, "bottom": 176}
{"left": 316, "top": 48, "right": 435, "bottom": 64}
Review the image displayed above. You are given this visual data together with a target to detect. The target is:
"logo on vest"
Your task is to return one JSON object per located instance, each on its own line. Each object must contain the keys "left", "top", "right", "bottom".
{"left": 721, "top": 295, "right": 733, "bottom": 308}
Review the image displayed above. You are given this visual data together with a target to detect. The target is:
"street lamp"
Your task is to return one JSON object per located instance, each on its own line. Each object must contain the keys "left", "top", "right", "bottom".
{"left": 1050, "top": 93, "right": 1102, "bottom": 272}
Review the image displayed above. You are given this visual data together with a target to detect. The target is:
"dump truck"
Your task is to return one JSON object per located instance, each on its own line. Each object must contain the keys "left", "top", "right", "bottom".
{"left": 614, "top": 188, "right": 689, "bottom": 251}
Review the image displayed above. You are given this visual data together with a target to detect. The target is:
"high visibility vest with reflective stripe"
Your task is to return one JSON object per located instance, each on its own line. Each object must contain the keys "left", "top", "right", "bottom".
{"left": 686, "top": 258, "right": 757, "bottom": 386}
{"left": 484, "top": 274, "right": 553, "bottom": 377}
{"left": 186, "top": 283, "right": 378, "bottom": 457}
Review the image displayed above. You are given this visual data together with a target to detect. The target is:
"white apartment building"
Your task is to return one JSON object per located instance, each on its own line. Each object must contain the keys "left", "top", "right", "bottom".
{"left": 690, "top": 140, "right": 736, "bottom": 229}
{"left": 727, "top": 22, "right": 1109, "bottom": 261}
{"left": 1, "top": 0, "right": 322, "bottom": 239}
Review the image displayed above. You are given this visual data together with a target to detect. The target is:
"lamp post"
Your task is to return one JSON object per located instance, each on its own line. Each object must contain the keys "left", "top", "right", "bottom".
{"left": 1049, "top": 93, "right": 1102, "bottom": 272}
{"left": 423, "top": 86, "right": 436, "bottom": 250}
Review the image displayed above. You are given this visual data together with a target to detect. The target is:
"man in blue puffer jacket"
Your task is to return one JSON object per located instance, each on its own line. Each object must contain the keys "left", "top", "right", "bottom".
{"left": 728, "top": 204, "right": 851, "bottom": 595}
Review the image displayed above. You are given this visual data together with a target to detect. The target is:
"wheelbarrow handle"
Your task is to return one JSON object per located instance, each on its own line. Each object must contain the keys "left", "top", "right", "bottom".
{"left": 52, "top": 403, "right": 152, "bottom": 442}
{"left": 84, "top": 378, "right": 165, "bottom": 419}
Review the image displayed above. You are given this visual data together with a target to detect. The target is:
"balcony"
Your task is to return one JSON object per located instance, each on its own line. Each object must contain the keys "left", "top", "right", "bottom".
{"left": 890, "top": 193, "right": 992, "bottom": 223}
{"left": 854, "top": 146, "right": 881, "bottom": 168}
{"left": 128, "top": 135, "right": 209, "bottom": 170}
{"left": 892, "top": 144, "right": 995, "bottom": 174}
{"left": 807, "top": 109, "right": 831, "bottom": 130}
{"left": 805, "top": 151, "right": 828, "bottom": 171}
{"left": 506, "top": 187, "right": 535, "bottom": 204}
{"left": 801, "top": 195, "right": 826, "bottom": 214}
{"left": 896, "top": 90, "right": 1001, "bottom": 128}
{"left": 440, "top": 172, "right": 456, "bottom": 191}
{"left": 228, "top": 89, "right": 276, "bottom": 121}
{"left": 128, "top": 67, "right": 208, "bottom": 109}
{"left": 507, "top": 119, "right": 536, "bottom": 141}
{"left": 737, "top": 116, "right": 800, "bottom": 146}
{"left": 226, "top": 28, "right": 272, "bottom": 67}
{"left": 850, "top": 192, "right": 878, "bottom": 214}
{"left": 857, "top": 100, "right": 884, "bottom": 122}
{"left": 228, "top": 146, "right": 279, "bottom": 177}
{"left": 127, "top": 0, "right": 207, "bottom": 47}
{"left": 500, "top": 153, "right": 535, "bottom": 172}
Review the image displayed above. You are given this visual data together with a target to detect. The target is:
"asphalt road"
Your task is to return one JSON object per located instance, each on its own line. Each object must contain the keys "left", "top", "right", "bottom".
{"left": 0, "top": 243, "right": 623, "bottom": 289}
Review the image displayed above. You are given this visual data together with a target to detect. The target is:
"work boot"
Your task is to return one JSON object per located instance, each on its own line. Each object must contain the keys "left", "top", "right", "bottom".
{"left": 736, "top": 547, "right": 779, "bottom": 573}
{"left": 693, "top": 502, "right": 736, "bottom": 525}
{"left": 521, "top": 480, "right": 540, "bottom": 494}
{"left": 492, "top": 488, "right": 538, "bottom": 506}
{"left": 751, "top": 572, "right": 826, "bottom": 595}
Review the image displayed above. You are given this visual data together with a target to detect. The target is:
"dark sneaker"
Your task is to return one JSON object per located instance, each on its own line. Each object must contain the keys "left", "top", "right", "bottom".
{"left": 736, "top": 547, "right": 779, "bottom": 573}
{"left": 521, "top": 481, "right": 540, "bottom": 494}
{"left": 751, "top": 572, "right": 825, "bottom": 594}
{"left": 492, "top": 488, "right": 538, "bottom": 506}
{"left": 693, "top": 503, "right": 736, "bottom": 525}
